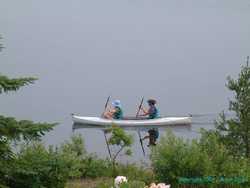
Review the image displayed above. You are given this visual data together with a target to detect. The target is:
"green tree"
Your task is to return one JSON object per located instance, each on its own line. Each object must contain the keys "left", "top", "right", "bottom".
{"left": 105, "top": 124, "right": 133, "bottom": 175}
{"left": 215, "top": 57, "right": 250, "bottom": 158}
{"left": 0, "top": 36, "right": 55, "bottom": 187}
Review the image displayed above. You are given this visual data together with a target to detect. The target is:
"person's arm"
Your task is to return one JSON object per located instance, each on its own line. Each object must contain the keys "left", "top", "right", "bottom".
{"left": 109, "top": 109, "right": 116, "bottom": 113}
{"left": 139, "top": 107, "right": 149, "bottom": 116}
{"left": 141, "top": 107, "right": 147, "bottom": 113}
{"left": 105, "top": 106, "right": 115, "bottom": 116}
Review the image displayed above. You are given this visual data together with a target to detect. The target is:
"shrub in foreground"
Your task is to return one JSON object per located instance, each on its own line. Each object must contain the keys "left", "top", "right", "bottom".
{"left": 151, "top": 130, "right": 249, "bottom": 186}
{"left": 80, "top": 154, "right": 113, "bottom": 178}
{"left": 115, "top": 163, "right": 155, "bottom": 184}
{"left": 6, "top": 134, "right": 85, "bottom": 188}
{"left": 8, "top": 142, "right": 82, "bottom": 188}
{"left": 79, "top": 157, "right": 154, "bottom": 183}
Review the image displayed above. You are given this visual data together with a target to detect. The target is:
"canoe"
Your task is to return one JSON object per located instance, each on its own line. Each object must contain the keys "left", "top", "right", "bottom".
{"left": 72, "top": 115, "right": 192, "bottom": 130}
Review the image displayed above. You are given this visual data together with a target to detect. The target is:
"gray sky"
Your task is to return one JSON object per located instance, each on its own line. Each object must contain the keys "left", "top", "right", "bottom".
{"left": 0, "top": 0, "right": 250, "bottom": 159}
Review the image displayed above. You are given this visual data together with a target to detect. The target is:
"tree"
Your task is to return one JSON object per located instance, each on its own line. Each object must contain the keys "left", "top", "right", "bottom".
{"left": 0, "top": 35, "right": 56, "bottom": 187}
{"left": 0, "top": 75, "right": 37, "bottom": 93}
{"left": 215, "top": 57, "right": 250, "bottom": 158}
{"left": 105, "top": 124, "right": 133, "bottom": 175}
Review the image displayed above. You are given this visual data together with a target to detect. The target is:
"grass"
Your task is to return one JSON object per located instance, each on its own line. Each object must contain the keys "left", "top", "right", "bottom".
{"left": 66, "top": 177, "right": 113, "bottom": 188}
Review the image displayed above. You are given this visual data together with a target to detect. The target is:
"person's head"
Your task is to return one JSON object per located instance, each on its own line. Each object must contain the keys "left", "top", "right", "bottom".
{"left": 147, "top": 99, "right": 156, "bottom": 106}
{"left": 112, "top": 100, "right": 122, "bottom": 108}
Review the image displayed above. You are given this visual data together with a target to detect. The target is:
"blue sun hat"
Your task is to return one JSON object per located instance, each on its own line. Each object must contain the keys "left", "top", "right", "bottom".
{"left": 112, "top": 100, "right": 121, "bottom": 108}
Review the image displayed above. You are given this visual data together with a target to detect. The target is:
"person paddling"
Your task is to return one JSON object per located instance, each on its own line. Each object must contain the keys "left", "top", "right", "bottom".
{"left": 103, "top": 100, "right": 123, "bottom": 120}
{"left": 140, "top": 99, "right": 159, "bottom": 146}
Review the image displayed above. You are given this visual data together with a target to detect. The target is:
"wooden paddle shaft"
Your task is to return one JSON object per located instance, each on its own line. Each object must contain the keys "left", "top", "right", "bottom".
{"left": 136, "top": 97, "right": 144, "bottom": 118}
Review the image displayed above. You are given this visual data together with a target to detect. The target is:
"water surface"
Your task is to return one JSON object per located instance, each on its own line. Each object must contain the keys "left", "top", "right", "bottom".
{"left": 0, "top": 0, "right": 249, "bottom": 162}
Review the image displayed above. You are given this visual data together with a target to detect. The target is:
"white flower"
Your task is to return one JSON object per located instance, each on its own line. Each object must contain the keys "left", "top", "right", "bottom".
{"left": 147, "top": 183, "right": 170, "bottom": 188}
{"left": 114, "top": 176, "right": 128, "bottom": 188}
{"left": 156, "top": 183, "right": 170, "bottom": 188}
{"left": 148, "top": 183, "right": 157, "bottom": 188}
{"left": 0, "top": 136, "right": 7, "bottom": 142}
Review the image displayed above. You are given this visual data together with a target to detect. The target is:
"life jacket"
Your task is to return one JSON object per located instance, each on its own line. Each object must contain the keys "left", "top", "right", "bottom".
{"left": 148, "top": 106, "right": 159, "bottom": 140}
{"left": 148, "top": 106, "right": 159, "bottom": 119}
{"left": 113, "top": 107, "right": 123, "bottom": 119}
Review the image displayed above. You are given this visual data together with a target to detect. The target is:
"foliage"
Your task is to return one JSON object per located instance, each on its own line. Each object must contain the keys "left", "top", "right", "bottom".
{"left": 151, "top": 129, "right": 249, "bottom": 186}
{"left": 115, "top": 164, "right": 155, "bottom": 185}
{"left": 105, "top": 124, "right": 133, "bottom": 175}
{"left": 119, "top": 181, "right": 146, "bottom": 188}
{"left": 0, "top": 75, "right": 37, "bottom": 94}
{"left": 0, "top": 37, "right": 55, "bottom": 187}
{"left": 2, "top": 131, "right": 152, "bottom": 187}
{"left": 107, "top": 124, "right": 133, "bottom": 153}
{"left": 60, "top": 134, "right": 86, "bottom": 157}
{"left": 199, "top": 130, "right": 249, "bottom": 177}
{"left": 66, "top": 178, "right": 113, "bottom": 188}
{"left": 151, "top": 130, "right": 211, "bottom": 185}
{"left": 3, "top": 134, "right": 86, "bottom": 188}
{"left": 0, "top": 107, "right": 55, "bottom": 187}
{"left": 178, "top": 176, "right": 249, "bottom": 186}
{"left": 63, "top": 133, "right": 153, "bottom": 181}
{"left": 8, "top": 143, "right": 68, "bottom": 188}
{"left": 0, "top": 115, "right": 55, "bottom": 142}
{"left": 79, "top": 159, "right": 155, "bottom": 183}
{"left": 214, "top": 59, "right": 250, "bottom": 158}
{"left": 78, "top": 155, "right": 155, "bottom": 182}
{"left": 80, "top": 155, "right": 113, "bottom": 178}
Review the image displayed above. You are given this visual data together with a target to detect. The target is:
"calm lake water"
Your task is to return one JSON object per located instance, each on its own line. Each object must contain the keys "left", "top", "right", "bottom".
{"left": 1, "top": 0, "right": 248, "bottom": 164}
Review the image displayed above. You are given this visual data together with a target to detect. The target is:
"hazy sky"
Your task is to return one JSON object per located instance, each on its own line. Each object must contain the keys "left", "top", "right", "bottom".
{"left": 0, "top": 0, "right": 250, "bottom": 159}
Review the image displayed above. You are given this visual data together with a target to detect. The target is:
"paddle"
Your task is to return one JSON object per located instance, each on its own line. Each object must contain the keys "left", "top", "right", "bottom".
{"left": 136, "top": 97, "right": 145, "bottom": 156}
{"left": 102, "top": 96, "right": 112, "bottom": 160}
{"left": 101, "top": 96, "right": 111, "bottom": 118}
{"left": 136, "top": 97, "right": 144, "bottom": 118}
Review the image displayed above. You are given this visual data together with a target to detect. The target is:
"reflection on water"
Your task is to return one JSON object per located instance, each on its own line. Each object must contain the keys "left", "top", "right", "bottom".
{"left": 72, "top": 122, "right": 192, "bottom": 131}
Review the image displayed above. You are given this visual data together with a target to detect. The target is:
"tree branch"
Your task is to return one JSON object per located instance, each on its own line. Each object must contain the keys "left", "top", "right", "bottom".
{"left": 0, "top": 75, "right": 38, "bottom": 94}
{"left": 112, "top": 145, "right": 125, "bottom": 162}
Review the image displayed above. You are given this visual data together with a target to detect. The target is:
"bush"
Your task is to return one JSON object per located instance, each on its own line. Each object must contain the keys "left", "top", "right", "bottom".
{"left": 119, "top": 181, "right": 146, "bottom": 188}
{"left": 115, "top": 164, "right": 155, "bottom": 185}
{"left": 79, "top": 157, "right": 155, "bottom": 183}
{"left": 8, "top": 142, "right": 82, "bottom": 188}
{"left": 199, "top": 130, "right": 250, "bottom": 178}
{"left": 66, "top": 177, "right": 113, "bottom": 188}
{"left": 5, "top": 134, "right": 85, "bottom": 188}
{"left": 151, "top": 130, "right": 212, "bottom": 185}
{"left": 151, "top": 129, "right": 249, "bottom": 186}
{"left": 80, "top": 155, "right": 113, "bottom": 178}
{"left": 60, "top": 134, "right": 86, "bottom": 157}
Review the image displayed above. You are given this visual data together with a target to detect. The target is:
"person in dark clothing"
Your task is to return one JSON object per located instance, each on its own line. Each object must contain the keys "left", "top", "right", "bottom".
{"left": 140, "top": 99, "right": 159, "bottom": 119}
{"left": 140, "top": 99, "right": 159, "bottom": 146}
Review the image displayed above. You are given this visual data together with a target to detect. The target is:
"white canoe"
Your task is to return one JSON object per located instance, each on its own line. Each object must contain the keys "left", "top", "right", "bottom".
{"left": 72, "top": 115, "right": 192, "bottom": 130}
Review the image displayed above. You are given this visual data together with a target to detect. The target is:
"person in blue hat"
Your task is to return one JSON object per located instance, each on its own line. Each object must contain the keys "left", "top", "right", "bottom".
{"left": 103, "top": 100, "right": 123, "bottom": 119}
